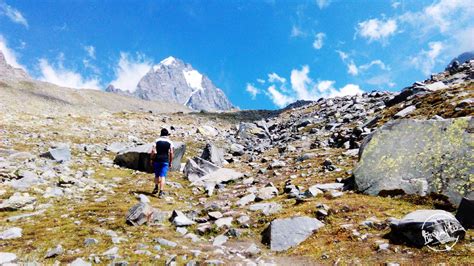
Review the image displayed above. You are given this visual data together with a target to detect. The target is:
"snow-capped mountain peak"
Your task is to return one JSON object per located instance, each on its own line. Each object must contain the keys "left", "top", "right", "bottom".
{"left": 132, "top": 56, "right": 233, "bottom": 111}
{"left": 152, "top": 56, "right": 178, "bottom": 71}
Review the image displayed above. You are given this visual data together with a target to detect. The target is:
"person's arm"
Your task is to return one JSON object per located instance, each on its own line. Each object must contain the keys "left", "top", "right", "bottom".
{"left": 169, "top": 147, "right": 174, "bottom": 166}
{"left": 150, "top": 145, "right": 156, "bottom": 165}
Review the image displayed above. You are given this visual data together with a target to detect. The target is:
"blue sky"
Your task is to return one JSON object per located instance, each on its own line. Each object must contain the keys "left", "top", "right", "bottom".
{"left": 1, "top": 0, "right": 473, "bottom": 110}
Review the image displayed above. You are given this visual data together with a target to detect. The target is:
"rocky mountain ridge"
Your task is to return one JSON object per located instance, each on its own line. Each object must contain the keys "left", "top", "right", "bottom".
{"left": 0, "top": 52, "right": 30, "bottom": 81}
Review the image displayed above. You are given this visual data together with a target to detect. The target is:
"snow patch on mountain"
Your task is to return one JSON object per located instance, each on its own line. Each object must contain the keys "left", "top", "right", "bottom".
{"left": 183, "top": 70, "right": 204, "bottom": 91}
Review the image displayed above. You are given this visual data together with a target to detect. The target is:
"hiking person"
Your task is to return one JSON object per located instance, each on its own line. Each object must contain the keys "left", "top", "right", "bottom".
{"left": 150, "top": 128, "right": 174, "bottom": 197}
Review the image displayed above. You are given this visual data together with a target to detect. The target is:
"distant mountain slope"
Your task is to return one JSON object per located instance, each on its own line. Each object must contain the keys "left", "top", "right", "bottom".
{"left": 110, "top": 56, "right": 234, "bottom": 112}
{"left": 0, "top": 52, "right": 29, "bottom": 80}
{"left": 0, "top": 51, "right": 189, "bottom": 115}
{"left": 0, "top": 79, "right": 190, "bottom": 115}
{"left": 446, "top": 51, "right": 474, "bottom": 69}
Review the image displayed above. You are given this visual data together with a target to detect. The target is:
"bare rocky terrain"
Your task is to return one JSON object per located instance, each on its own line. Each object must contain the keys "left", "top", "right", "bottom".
{"left": 0, "top": 56, "right": 473, "bottom": 265}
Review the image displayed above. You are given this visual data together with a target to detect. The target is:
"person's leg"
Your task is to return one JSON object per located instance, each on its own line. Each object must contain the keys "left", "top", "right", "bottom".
{"left": 152, "top": 162, "right": 159, "bottom": 194}
{"left": 158, "top": 163, "right": 168, "bottom": 197}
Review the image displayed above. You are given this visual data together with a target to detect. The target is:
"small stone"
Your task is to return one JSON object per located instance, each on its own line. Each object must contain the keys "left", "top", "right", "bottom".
{"left": 215, "top": 217, "right": 233, "bottom": 228}
{"left": 0, "top": 227, "right": 22, "bottom": 240}
{"left": 212, "top": 235, "right": 228, "bottom": 246}
{"left": 45, "top": 245, "right": 64, "bottom": 259}
{"left": 208, "top": 211, "right": 223, "bottom": 220}
{"left": 0, "top": 252, "right": 17, "bottom": 264}
{"left": 70, "top": 258, "right": 92, "bottom": 266}
{"left": 84, "top": 238, "right": 99, "bottom": 246}
{"left": 154, "top": 238, "right": 177, "bottom": 248}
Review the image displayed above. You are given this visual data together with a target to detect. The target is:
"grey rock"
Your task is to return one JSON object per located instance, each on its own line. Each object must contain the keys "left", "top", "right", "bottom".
{"left": 201, "top": 143, "right": 227, "bottom": 167}
{"left": 256, "top": 184, "right": 278, "bottom": 201}
{"left": 0, "top": 227, "right": 22, "bottom": 240}
{"left": 230, "top": 143, "right": 245, "bottom": 156}
{"left": 393, "top": 105, "right": 416, "bottom": 118}
{"left": 69, "top": 258, "right": 92, "bottom": 266}
{"left": 313, "top": 183, "right": 344, "bottom": 192}
{"left": 126, "top": 202, "right": 154, "bottom": 226}
{"left": 212, "top": 235, "right": 228, "bottom": 246}
{"left": 0, "top": 252, "right": 17, "bottom": 264}
{"left": 45, "top": 244, "right": 64, "bottom": 258}
{"left": 106, "top": 142, "right": 130, "bottom": 153}
{"left": 154, "top": 237, "right": 177, "bottom": 248}
{"left": 191, "top": 168, "right": 244, "bottom": 187}
{"left": 7, "top": 210, "right": 46, "bottom": 222}
{"left": 170, "top": 210, "right": 195, "bottom": 226}
{"left": 456, "top": 196, "right": 474, "bottom": 229}
{"left": 208, "top": 211, "right": 223, "bottom": 220}
{"left": 84, "top": 238, "right": 99, "bottom": 246}
{"left": 40, "top": 145, "right": 71, "bottom": 163}
{"left": 0, "top": 192, "right": 36, "bottom": 211}
{"left": 249, "top": 202, "right": 282, "bottom": 216}
{"left": 184, "top": 157, "right": 220, "bottom": 182}
{"left": 236, "top": 193, "right": 256, "bottom": 206}
{"left": 102, "top": 247, "right": 119, "bottom": 258}
{"left": 390, "top": 209, "right": 465, "bottom": 247}
{"left": 10, "top": 170, "right": 40, "bottom": 191}
{"left": 262, "top": 216, "right": 324, "bottom": 251}
{"left": 215, "top": 217, "right": 233, "bottom": 228}
{"left": 355, "top": 118, "right": 473, "bottom": 206}
{"left": 114, "top": 142, "right": 186, "bottom": 173}
{"left": 304, "top": 186, "right": 323, "bottom": 197}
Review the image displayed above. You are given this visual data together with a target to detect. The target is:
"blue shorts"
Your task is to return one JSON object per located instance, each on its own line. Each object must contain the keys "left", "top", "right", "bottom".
{"left": 153, "top": 162, "right": 169, "bottom": 178}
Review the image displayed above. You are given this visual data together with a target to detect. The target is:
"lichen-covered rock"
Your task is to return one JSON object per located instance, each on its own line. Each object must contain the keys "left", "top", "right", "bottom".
{"left": 355, "top": 117, "right": 473, "bottom": 206}
{"left": 114, "top": 142, "right": 185, "bottom": 173}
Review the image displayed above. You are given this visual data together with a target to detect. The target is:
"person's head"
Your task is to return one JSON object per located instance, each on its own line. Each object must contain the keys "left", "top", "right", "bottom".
{"left": 160, "top": 128, "right": 169, "bottom": 137}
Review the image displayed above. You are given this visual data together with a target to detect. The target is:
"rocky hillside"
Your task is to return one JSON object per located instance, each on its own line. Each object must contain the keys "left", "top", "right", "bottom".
{"left": 107, "top": 56, "right": 234, "bottom": 112}
{"left": 0, "top": 59, "right": 472, "bottom": 265}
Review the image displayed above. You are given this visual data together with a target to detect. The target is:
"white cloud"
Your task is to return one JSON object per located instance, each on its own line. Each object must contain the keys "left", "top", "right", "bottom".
{"left": 0, "top": 35, "right": 26, "bottom": 70}
{"left": 336, "top": 50, "right": 389, "bottom": 76}
{"left": 38, "top": 57, "right": 101, "bottom": 90}
{"left": 399, "top": 0, "right": 474, "bottom": 35}
{"left": 359, "top": 60, "right": 389, "bottom": 71}
{"left": 109, "top": 52, "right": 152, "bottom": 92}
{"left": 347, "top": 60, "right": 358, "bottom": 76}
{"left": 312, "top": 32, "right": 325, "bottom": 50}
{"left": 291, "top": 25, "right": 306, "bottom": 38}
{"left": 336, "top": 50, "right": 349, "bottom": 61}
{"left": 356, "top": 18, "right": 397, "bottom": 44}
{"left": 316, "top": 0, "right": 332, "bottom": 9}
{"left": 263, "top": 65, "right": 364, "bottom": 108}
{"left": 268, "top": 72, "right": 286, "bottom": 83}
{"left": 409, "top": 41, "right": 444, "bottom": 75}
{"left": 0, "top": 2, "right": 28, "bottom": 28}
{"left": 246, "top": 83, "right": 260, "bottom": 100}
{"left": 290, "top": 65, "right": 312, "bottom": 99}
{"left": 257, "top": 78, "right": 266, "bottom": 84}
{"left": 267, "top": 85, "right": 294, "bottom": 108}
{"left": 330, "top": 84, "right": 363, "bottom": 98}
{"left": 83, "top": 45, "right": 95, "bottom": 59}
{"left": 391, "top": 1, "right": 401, "bottom": 9}
{"left": 82, "top": 59, "right": 101, "bottom": 75}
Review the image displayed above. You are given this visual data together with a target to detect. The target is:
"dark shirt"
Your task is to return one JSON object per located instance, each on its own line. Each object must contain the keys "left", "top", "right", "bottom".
{"left": 154, "top": 137, "right": 173, "bottom": 163}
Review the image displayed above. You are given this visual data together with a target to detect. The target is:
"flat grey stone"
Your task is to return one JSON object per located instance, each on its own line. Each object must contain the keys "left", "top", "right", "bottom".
{"left": 0, "top": 227, "right": 22, "bottom": 240}
{"left": 262, "top": 216, "right": 324, "bottom": 251}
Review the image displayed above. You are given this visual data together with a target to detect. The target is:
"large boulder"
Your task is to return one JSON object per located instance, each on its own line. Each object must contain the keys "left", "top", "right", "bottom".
{"left": 390, "top": 209, "right": 465, "bottom": 248}
{"left": 200, "top": 143, "right": 227, "bottom": 167}
{"left": 354, "top": 117, "right": 473, "bottom": 206}
{"left": 456, "top": 197, "right": 474, "bottom": 229}
{"left": 262, "top": 216, "right": 324, "bottom": 251}
{"left": 114, "top": 142, "right": 186, "bottom": 173}
{"left": 184, "top": 157, "right": 220, "bottom": 182}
